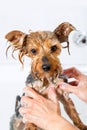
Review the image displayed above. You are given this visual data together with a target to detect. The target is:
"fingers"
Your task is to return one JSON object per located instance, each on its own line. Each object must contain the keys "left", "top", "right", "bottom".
{"left": 21, "top": 96, "right": 34, "bottom": 107}
{"left": 19, "top": 107, "right": 36, "bottom": 124}
{"left": 23, "top": 87, "right": 42, "bottom": 100}
{"left": 63, "top": 67, "right": 81, "bottom": 79}
{"left": 58, "top": 82, "right": 78, "bottom": 94}
{"left": 19, "top": 107, "right": 30, "bottom": 116}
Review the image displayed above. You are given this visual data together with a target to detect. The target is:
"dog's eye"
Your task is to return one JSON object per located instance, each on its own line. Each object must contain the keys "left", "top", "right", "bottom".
{"left": 51, "top": 45, "right": 57, "bottom": 52}
{"left": 31, "top": 49, "right": 37, "bottom": 54}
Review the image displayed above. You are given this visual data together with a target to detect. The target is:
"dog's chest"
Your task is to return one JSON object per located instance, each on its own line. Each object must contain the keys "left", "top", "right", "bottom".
{"left": 25, "top": 73, "right": 68, "bottom": 95}
{"left": 25, "top": 73, "right": 46, "bottom": 93}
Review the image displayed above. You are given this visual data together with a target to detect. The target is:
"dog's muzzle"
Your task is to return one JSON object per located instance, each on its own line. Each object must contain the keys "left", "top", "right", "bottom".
{"left": 42, "top": 63, "right": 51, "bottom": 72}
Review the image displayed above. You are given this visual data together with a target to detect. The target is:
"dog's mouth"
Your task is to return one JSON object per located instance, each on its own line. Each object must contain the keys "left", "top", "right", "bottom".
{"left": 33, "top": 67, "right": 62, "bottom": 82}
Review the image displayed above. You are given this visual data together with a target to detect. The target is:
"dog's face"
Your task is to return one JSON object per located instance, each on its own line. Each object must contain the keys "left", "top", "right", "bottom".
{"left": 5, "top": 30, "right": 62, "bottom": 80}
{"left": 5, "top": 22, "right": 75, "bottom": 80}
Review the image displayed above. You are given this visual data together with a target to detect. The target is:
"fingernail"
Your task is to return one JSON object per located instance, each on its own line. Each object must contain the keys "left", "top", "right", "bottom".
{"left": 59, "top": 83, "right": 66, "bottom": 89}
{"left": 21, "top": 102, "right": 28, "bottom": 107}
{"left": 23, "top": 117, "right": 28, "bottom": 123}
{"left": 19, "top": 107, "right": 23, "bottom": 113}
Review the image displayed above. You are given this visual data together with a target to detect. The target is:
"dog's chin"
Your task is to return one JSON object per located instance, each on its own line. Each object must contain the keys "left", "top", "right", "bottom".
{"left": 34, "top": 69, "right": 61, "bottom": 82}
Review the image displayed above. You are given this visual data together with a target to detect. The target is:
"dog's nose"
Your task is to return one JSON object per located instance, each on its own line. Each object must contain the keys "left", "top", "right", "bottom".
{"left": 42, "top": 64, "right": 51, "bottom": 71}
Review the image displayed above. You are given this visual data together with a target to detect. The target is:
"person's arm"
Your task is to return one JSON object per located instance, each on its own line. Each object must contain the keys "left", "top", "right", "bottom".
{"left": 58, "top": 67, "right": 87, "bottom": 103}
{"left": 45, "top": 114, "right": 78, "bottom": 130}
{"left": 19, "top": 87, "right": 78, "bottom": 130}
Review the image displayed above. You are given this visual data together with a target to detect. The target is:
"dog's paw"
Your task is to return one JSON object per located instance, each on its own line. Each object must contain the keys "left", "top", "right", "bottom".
{"left": 24, "top": 123, "right": 37, "bottom": 130}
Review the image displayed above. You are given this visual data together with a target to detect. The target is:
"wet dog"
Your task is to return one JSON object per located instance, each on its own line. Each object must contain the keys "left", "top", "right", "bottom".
{"left": 5, "top": 22, "right": 87, "bottom": 130}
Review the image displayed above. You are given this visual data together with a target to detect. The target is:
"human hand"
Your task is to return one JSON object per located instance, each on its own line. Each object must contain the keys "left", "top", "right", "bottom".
{"left": 58, "top": 67, "right": 87, "bottom": 103}
{"left": 19, "top": 86, "right": 78, "bottom": 130}
{"left": 19, "top": 86, "right": 61, "bottom": 130}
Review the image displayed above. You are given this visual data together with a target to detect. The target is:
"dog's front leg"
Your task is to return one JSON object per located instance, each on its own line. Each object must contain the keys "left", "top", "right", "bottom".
{"left": 24, "top": 123, "right": 38, "bottom": 130}
{"left": 56, "top": 90, "right": 87, "bottom": 130}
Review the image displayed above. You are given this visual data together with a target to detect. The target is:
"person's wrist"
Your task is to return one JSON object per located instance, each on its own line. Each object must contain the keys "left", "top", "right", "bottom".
{"left": 45, "top": 114, "right": 64, "bottom": 130}
{"left": 45, "top": 114, "right": 78, "bottom": 130}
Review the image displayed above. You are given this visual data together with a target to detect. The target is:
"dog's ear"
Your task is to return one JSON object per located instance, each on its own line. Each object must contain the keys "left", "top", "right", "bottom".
{"left": 5, "top": 30, "right": 27, "bottom": 50}
{"left": 54, "top": 22, "right": 76, "bottom": 43}
{"left": 54, "top": 22, "right": 76, "bottom": 55}
{"left": 5, "top": 30, "right": 28, "bottom": 64}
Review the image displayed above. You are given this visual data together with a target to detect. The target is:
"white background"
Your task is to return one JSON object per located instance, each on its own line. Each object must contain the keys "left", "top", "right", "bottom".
{"left": 0, "top": 0, "right": 87, "bottom": 130}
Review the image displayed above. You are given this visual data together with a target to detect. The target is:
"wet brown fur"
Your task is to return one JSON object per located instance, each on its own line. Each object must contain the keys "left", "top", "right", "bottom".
{"left": 5, "top": 22, "right": 87, "bottom": 130}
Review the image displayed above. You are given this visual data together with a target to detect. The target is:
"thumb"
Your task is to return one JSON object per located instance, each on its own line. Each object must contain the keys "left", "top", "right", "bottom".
{"left": 59, "top": 82, "right": 78, "bottom": 94}
{"left": 48, "top": 86, "right": 58, "bottom": 104}
{"left": 48, "top": 86, "right": 61, "bottom": 115}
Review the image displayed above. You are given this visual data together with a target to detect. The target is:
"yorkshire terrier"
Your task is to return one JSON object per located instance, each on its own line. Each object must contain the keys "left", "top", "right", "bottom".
{"left": 5, "top": 22, "right": 87, "bottom": 130}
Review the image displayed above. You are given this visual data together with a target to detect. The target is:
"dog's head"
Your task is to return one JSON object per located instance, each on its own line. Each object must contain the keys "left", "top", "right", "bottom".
{"left": 5, "top": 30, "right": 62, "bottom": 80}
{"left": 5, "top": 22, "right": 75, "bottom": 81}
